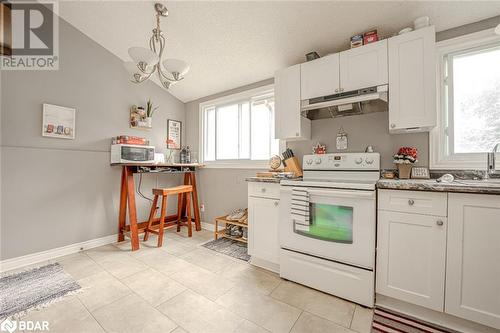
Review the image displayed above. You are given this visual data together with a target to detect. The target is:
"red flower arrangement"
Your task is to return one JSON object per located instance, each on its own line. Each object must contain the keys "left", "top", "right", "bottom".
{"left": 393, "top": 147, "right": 418, "bottom": 164}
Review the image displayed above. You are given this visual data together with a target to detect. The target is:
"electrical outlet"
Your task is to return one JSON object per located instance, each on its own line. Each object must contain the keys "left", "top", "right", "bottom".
{"left": 200, "top": 204, "right": 205, "bottom": 212}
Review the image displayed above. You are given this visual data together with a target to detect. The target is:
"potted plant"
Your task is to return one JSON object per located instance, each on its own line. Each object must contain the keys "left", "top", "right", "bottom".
{"left": 393, "top": 147, "right": 418, "bottom": 179}
{"left": 145, "top": 99, "right": 158, "bottom": 128}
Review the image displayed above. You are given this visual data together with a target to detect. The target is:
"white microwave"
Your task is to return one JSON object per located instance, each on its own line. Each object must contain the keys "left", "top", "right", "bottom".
{"left": 111, "top": 144, "right": 155, "bottom": 164}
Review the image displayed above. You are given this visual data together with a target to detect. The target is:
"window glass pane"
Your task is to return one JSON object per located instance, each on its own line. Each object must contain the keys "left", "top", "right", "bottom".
{"left": 216, "top": 104, "right": 239, "bottom": 159}
{"left": 268, "top": 100, "right": 279, "bottom": 156}
{"left": 250, "top": 100, "right": 271, "bottom": 160}
{"left": 204, "top": 107, "right": 215, "bottom": 161}
{"left": 452, "top": 46, "right": 500, "bottom": 153}
{"left": 240, "top": 102, "right": 250, "bottom": 159}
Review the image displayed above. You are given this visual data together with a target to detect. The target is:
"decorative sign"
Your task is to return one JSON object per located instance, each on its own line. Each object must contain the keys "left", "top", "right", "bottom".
{"left": 167, "top": 119, "right": 182, "bottom": 150}
{"left": 42, "top": 103, "right": 75, "bottom": 139}
{"left": 336, "top": 126, "right": 348, "bottom": 150}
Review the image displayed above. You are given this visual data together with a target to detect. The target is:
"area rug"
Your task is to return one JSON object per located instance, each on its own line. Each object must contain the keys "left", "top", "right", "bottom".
{"left": 372, "top": 307, "right": 457, "bottom": 333}
{"left": 202, "top": 238, "right": 251, "bottom": 262}
{"left": 0, "top": 263, "right": 81, "bottom": 320}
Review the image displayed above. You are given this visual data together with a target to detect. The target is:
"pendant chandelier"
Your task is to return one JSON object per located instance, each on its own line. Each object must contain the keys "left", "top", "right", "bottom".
{"left": 123, "top": 3, "right": 189, "bottom": 89}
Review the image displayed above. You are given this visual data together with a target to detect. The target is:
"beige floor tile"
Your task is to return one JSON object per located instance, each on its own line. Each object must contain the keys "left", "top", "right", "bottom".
{"left": 170, "top": 264, "right": 235, "bottom": 301}
{"left": 91, "top": 251, "right": 148, "bottom": 280}
{"left": 171, "top": 327, "right": 188, "bottom": 333}
{"left": 291, "top": 312, "right": 354, "bottom": 333}
{"left": 180, "top": 248, "right": 236, "bottom": 273}
{"left": 235, "top": 320, "right": 270, "bottom": 332}
{"left": 122, "top": 268, "right": 186, "bottom": 306}
{"left": 23, "top": 296, "right": 104, "bottom": 333}
{"left": 270, "top": 281, "right": 355, "bottom": 327}
{"left": 56, "top": 252, "right": 104, "bottom": 280}
{"left": 77, "top": 271, "right": 131, "bottom": 312}
{"left": 218, "top": 262, "right": 281, "bottom": 295}
{"left": 85, "top": 244, "right": 122, "bottom": 261}
{"left": 216, "top": 287, "right": 302, "bottom": 333}
{"left": 113, "top": 239, "right": 162, "bottom": 257}
{"left": 157, "top": 290, "right": 244, "bottom": 333}
{"left": 350, "top": 305, "right": 373, "bottom": 333}
{"left": 160, "top": 238, "right": 199, "bottom": 256}
{"left": 134, "top": 250, "right": 196, "bottom": 275}
{"left": 1, "top": 261, "right": 51, "bottom": 277}
{"left": 93, "top": 294, "right": 177, "bottom": 333}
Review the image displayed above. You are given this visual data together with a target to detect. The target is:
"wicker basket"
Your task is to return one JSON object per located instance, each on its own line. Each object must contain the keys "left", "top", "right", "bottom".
{"left": 398, "top": 164, "right": 412, "bottom": 179}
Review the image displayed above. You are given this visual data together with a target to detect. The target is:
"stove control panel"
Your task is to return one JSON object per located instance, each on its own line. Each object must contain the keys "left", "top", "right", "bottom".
{"left": 303, "top": 153, "right": 380, "bottom": 171}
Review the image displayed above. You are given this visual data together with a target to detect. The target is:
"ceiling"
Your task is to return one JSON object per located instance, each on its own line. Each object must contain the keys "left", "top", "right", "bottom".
{"left": 58, "top": 1, "right": 500, "bottom": 103}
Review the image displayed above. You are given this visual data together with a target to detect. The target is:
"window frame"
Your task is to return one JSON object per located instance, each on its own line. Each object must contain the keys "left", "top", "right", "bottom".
{"left": 430, "top": 28, "right": 500, "bottom": 170}
{"left": 198, "top": 84, "right": 280, "bottom": 169}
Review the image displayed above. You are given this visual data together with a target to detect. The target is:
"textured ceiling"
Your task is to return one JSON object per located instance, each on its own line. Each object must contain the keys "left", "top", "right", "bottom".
{"left": 59, "top": 1, "right": 500, "bottom": 102}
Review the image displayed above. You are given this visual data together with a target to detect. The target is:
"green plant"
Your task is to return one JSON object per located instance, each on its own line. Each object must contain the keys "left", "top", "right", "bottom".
{"left": 146, "top": 99, "right": 159, "bottom": 117}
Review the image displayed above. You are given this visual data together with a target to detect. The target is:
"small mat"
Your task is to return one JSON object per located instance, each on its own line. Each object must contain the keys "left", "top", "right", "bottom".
{"left": 0, "top": 263, "right": 81, "bottom": 320}
{"left": 202, "top": 238, "right": 251, "bottom": 261}
{"left": 372, "top": 307, "right": 458, "bottom": 333}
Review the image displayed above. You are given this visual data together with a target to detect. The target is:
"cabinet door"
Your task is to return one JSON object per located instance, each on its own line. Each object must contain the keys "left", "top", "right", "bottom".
{"left": 248, "top": 196, "right": 280, "bottom": 265}
{"left": 275, "top": 65, "right": 310, "bottom": 140}
{"left": 446, "top": 193, "right": 500, "bottom": 329}
{"left": 339, "top": 40, "right": 388, "bottom": 92}
{"left": 301, "top": 53, "right": 340, "bottom": 100}
{"left": 388, "top": 26, "right": 436, "bottom": 132}
{"left": 376, "top": 210, "right": 446, "bottom": 311}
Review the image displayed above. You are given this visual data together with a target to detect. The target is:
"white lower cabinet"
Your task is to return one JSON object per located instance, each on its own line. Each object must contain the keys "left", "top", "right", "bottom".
{"left": 445, "top": 193, "right": 500, "bottom": 329}
{"left": 376, "top": 210, "right": 447, "bottom": 311}
{"left": 248, "top": 183, "right": 280, "bottom": 272}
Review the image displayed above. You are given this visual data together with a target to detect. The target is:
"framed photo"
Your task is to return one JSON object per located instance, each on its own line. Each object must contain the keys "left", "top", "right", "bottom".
{"left": 42, "top": 103, "right": 75, "bottom": 139}
{"left": 167, "top": 119, "right": 182, "bottom": 150}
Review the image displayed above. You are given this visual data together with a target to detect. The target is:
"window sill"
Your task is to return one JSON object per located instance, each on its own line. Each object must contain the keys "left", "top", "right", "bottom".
{"left": 202, "top": 161, "right": 269, "bottom": 169}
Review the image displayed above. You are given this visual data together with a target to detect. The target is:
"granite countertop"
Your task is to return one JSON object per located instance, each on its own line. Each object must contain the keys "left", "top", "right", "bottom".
{"left": 245, "top": 177, "right": 282, "bottom": 183}
{"left": 377, "top": 178, "right": 500, "bottom": 195}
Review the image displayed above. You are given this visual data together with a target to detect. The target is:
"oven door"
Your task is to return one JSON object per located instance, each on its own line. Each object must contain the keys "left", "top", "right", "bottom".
{"left": 280, "top": 186, "right": 376, "bottom": 269}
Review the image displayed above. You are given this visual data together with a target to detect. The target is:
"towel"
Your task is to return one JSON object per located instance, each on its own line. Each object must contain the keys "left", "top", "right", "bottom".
{"left": 291, "top": 187, "right": 310, "bottom": 226}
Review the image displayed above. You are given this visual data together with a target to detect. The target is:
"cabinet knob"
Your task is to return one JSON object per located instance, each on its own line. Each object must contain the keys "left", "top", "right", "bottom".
{"left": 295, "top": 132, "right": 299, "bottom": 137}
{"left": 436, "top": 220, "right": 444, "bottom": 226}
{"left": 340, "top": 88, "right": 344, "bottom": 92}
{"left": 335, "top": 89, "right": 339, "bottom": 93}
{"left": 390, "top": 123, "right": 396, "bottom": 129}
{"left": 274, "top": 201, "right": 279, "bottom": 207}
{"left": 261, "top": 188, "right": 266, "bottom": 193}
{"left": 408, "top": 199, "right": 415, "bottom": 206}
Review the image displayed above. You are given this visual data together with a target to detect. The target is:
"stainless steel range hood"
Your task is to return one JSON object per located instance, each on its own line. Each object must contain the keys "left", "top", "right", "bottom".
{"left": 300, "top": 85, "right": 388, "bottom": 119}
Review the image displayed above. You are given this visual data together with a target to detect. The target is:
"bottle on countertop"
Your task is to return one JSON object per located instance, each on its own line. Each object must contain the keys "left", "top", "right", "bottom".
{"left": 180, "top": 146, "right": 191, "bottom": 164}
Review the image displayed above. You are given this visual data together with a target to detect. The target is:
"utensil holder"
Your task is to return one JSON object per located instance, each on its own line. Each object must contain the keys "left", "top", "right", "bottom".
{"left": 284, "top": 157, "right": 303, "bottom": 178}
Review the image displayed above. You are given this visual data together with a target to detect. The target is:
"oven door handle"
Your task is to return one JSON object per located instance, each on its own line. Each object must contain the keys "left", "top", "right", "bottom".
{"left": 307, "top": 189, "right": 375, "bottom": 199}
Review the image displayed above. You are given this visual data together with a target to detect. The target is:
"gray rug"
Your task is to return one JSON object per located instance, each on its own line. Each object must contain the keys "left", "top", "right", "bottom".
{"left": 0, "top": 263, "right": 81, "bottom": 320}
{"left": 202, "top": 238, "right": 251, "bottom": 261}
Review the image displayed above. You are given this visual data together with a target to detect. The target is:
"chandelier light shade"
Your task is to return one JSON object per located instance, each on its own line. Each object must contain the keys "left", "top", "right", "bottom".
{"left": 124, "top": 3, "right": 189, "bottom": 89}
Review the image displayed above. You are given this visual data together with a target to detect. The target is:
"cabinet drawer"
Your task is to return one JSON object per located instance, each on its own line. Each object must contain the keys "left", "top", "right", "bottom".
{"left": 248, "top": 182, "right": 280, "bottom": 199}
{"left": 378, "top": 189, "right": 447, "bottom": 216}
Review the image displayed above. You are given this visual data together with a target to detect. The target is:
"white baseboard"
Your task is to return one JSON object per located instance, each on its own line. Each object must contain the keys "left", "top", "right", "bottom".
{"left": 0, "top": 234, "right": 117, "bottom": 273}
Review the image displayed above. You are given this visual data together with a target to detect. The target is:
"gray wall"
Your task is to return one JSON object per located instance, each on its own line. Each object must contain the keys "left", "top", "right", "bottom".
{"left": 0, "top": 18, "right": 185, "bottom": 260}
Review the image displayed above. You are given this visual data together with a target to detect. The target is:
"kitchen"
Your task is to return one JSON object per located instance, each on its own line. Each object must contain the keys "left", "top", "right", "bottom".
{"left": 1, "top": 2, "right": 500, "bottom": 333}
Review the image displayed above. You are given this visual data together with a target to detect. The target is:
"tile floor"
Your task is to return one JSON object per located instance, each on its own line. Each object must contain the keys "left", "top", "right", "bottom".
{"left": 13, "top": 229, "right": 373, "bottom": 333}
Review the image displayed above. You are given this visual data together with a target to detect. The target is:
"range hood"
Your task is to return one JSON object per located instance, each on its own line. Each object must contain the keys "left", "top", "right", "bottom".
{"left": 301, "top": 85, "right": 388, "bottom": 117}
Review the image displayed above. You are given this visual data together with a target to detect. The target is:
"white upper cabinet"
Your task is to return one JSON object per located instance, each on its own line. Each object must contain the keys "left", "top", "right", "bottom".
{"left": 301, "top": 53, "right": 340, "bottom": 100}
{"left": 388, "top": 26, "right": 436, "bottom": 133}
{"left": 275, "top": 64, "right": 311, "bottom": 140}
{"left": 446, "top": 193, "right": 500, "bottom": 330}
{"left": 340, "top": 40, "right": 388, "bottom": 92}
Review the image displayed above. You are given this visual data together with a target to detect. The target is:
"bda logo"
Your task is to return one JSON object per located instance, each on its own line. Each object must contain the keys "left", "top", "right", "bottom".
{"left": 0, "top": 319, "right": 17, "bottom": 333}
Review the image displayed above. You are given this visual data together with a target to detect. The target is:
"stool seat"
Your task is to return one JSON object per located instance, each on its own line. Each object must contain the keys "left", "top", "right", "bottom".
{"left": 144, "top": 185, "right": 194, "bottom": 247}
{"left": 153, "top": 185, "right": 193, "bottom": 196}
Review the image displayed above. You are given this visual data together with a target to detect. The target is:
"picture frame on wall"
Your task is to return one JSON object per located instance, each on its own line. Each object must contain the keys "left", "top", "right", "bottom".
{"left": 42, "top": 103, "right": 76, "bottom": 139}
{"left": 167, "top": 119, "right": 182, "bottom": 150}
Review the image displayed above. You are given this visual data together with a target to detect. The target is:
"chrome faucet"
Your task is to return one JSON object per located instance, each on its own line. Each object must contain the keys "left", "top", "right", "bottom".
{"left": 485, "top": 143, "right": 500, "bottom": 179}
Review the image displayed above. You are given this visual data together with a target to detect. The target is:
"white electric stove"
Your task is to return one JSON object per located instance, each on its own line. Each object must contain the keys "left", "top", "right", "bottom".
{"left": 279, "top": 152, "right": 380, "bottom": 307}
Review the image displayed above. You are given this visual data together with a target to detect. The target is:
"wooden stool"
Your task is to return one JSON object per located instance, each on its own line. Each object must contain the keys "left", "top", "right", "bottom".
{"left": 143, "top": 185, "right": 193, "bottom": 247}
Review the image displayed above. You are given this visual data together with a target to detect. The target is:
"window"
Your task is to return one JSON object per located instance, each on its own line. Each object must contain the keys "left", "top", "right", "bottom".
{"left": 200, "top": 85, "right": 279, "bottom": 167}
{"left": 431, "top": 29, "right": 500, "bottom": 169}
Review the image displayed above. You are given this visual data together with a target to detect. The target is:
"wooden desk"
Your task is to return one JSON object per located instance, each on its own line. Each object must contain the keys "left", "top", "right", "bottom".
{"left": 113, "top": 163, "right": 203, "bottom": 251}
